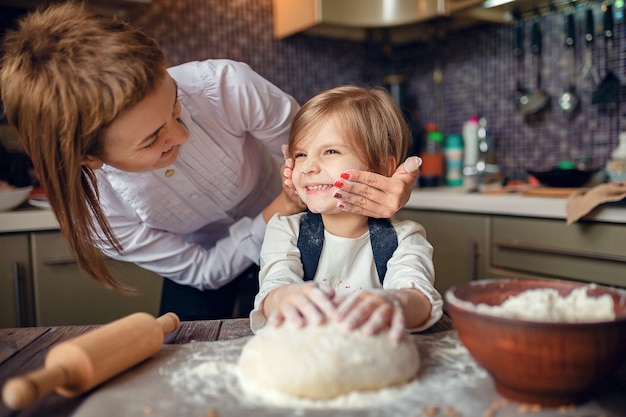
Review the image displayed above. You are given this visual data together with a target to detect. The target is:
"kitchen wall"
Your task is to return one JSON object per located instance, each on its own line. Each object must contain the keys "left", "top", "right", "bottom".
{"left": 1, "top": 0, "right": 624, "bottom": 177}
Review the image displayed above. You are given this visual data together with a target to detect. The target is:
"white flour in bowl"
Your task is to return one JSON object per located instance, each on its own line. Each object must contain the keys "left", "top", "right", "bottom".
{"left": 457, "top": 284, "right": 616, "bottom": 322}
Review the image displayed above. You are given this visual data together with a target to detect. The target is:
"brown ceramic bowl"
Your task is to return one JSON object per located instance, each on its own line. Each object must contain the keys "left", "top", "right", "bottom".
{"left": 445, "top": 278, "right": 626, "bottom": 407}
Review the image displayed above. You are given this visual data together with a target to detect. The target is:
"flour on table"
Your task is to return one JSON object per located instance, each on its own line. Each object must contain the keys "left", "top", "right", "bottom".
{"left": 452, "top": 284, "right": 616, "bottom": 322}
{"left": 163, "top": 329, "right": 488, "bottom": 414}
{"left": 236, "top": 323, "right": 420, "bottom": 401}
{"left": 71, "top": 329, "right": 620, "bottom": 417}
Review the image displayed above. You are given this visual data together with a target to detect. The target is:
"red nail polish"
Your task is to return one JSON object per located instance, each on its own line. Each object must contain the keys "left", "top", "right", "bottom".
{"left": 334, "top": 180, "right": 344, "bottom": 188}
{"left": 337, "top": 203, "right": 346, "bottom": 210}
{"left": 340, "top": 172, "right": 350, "bottom": 180}
{"left": 333, "top": 192, "right": 342, "bottom": 199}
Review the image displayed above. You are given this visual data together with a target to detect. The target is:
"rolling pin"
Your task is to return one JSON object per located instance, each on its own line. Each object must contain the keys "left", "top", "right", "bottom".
{"left": 1, "top": 312, "right": 180, "bottom": 410}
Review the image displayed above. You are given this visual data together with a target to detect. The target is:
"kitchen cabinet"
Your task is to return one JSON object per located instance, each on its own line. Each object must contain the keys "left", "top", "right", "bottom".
{"left": 0, "top": 234, "right": 34, "bottom": 328}
{"left": 396, "top": 208, "right": 626, "bottom": 296}
{"left": 491, "top": 217, "right": 626, "bottom": 287}
{"left": 31, "top": 231, "right": 162, "bottom": 326}
{"left": 0, "top": 230, "right": 162, "bottom": 328}
{"left": 395, "top": 210, "right": 491, "bottom": 296}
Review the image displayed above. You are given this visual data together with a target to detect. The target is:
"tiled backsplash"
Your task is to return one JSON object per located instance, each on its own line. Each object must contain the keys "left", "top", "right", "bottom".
{"left": 2, "top": 0, "right": 624, "bottom": 178}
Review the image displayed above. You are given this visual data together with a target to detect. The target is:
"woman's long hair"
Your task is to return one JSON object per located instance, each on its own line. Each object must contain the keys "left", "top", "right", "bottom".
{"left": 0, "top": 3, "right": 167, "bottom": 290}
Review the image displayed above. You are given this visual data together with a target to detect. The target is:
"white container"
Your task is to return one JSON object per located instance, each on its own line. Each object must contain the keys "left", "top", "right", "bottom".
{"left": 462, "top": 116, "right": 479, "bottom": 169}
{"left": 606, "top": 132, "right": 626, "bottom": 183}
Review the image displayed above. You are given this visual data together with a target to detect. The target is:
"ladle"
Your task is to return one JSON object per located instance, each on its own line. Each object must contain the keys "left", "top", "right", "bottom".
{"left": 519, "top": 16, "right": 550, "bottom": 115}
{"left": 558, "top": 12, "right": 580, "bottom": 116}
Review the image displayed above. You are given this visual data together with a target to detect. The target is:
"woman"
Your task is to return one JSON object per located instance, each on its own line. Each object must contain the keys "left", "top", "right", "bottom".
{"left": 0, "top": 3, "right": 420, "bottom": 320}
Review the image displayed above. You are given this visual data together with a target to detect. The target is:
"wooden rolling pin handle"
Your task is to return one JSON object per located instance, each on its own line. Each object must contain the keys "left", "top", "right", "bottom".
{"left": 1, "top": 312, "right": 180, "bottom": 411}
{"left": 2, "top": 365, "right": 69, "bottom": 410}
{"left": 157, "top": 312, "right": 181, "bottom": 334}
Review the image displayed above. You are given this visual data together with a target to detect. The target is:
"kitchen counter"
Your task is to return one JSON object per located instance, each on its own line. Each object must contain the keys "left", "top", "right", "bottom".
{"left": 0, "top": 316, "right": 454, "bottom": 417}
{"left": 405, "top": 187, "right": 626, "bottom": 224}
{"left": 0, "top": 204, "right": 58, "bottom": 233}
{"left": 1, "top": 187, "right": 625, "bottom": 234}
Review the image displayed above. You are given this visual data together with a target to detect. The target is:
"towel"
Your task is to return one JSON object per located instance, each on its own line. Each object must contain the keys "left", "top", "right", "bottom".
{"left": 566, "top": 182, "right": 626, "bottom": 225}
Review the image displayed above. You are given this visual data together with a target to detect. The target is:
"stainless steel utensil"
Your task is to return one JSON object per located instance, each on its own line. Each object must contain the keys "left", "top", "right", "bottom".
{"left": 592, "top": 3, "right": 620, "bottom": 105}
{"left": 520, "top": 16, "right": 550, "bottom": 115}
{"left": 558, "top": 12, "right": 580, "bottom": 116}
{"left": 580, "top": 7, "right": 600, "bottom": 88}
{"left": 514, "top": 19, "right": 530, "bottom": 112}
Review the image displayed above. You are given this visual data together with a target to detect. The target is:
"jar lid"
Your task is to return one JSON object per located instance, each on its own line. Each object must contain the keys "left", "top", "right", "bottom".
{"left": 424, "top": 122, "right": 440, "bottom": 132}
{"left": 445, "top": 134, "right": 463, "bottom": 149}
{"left": 427, "top": 131, "right": 444, "bottom": 142}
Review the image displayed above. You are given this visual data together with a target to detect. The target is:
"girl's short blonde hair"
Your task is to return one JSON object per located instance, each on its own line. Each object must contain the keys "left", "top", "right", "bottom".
{"left": 288, "top": 85, "right": 410, "bottom": 177}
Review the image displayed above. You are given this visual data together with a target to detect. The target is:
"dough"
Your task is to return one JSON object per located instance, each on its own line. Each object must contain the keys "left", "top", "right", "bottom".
{"left": 237, "top": 323, "right": 420, "bottom": 400}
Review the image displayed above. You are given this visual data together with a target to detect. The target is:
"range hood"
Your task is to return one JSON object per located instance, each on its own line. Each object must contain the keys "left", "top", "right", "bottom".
{"left": 273, "top": 0, "right": 513, "bottom": 42}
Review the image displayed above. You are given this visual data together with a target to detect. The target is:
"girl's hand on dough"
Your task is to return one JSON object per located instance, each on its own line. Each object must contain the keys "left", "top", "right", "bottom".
{"left": 332, "top": 156, "right": 421, "bottom": 218}
{"left": 334, "top": 290, "right": 405, "bottom": 341}
{"left": 268, "top": 282, "right": 336, "bottom": 329}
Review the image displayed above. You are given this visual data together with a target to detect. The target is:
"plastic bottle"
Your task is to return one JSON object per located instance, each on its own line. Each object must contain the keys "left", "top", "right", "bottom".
{"left": 419, "top": 123, "right": 445, "bottom": 187}
{"left": 606, "top": 132, "right": 626, "bottom": 183}
{"left": 444, "top": 134, "right": 464, "bottom": 187}
{"left": 462, "top": 116, "right": 479, "bottom": 171}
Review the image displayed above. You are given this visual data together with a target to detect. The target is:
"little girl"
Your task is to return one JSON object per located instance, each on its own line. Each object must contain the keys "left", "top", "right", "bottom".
{"left": 250, "top": 86, "right": 443, "bottom": 340}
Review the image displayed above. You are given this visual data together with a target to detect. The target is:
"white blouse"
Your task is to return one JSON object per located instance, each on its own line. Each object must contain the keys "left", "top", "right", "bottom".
{"left": 93, "top": 59, "right": 300, "bottom": 290}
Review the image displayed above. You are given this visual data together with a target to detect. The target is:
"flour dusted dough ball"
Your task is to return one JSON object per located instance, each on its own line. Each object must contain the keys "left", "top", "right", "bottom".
{"left": 237, "top": 323, "right": 420, "bottom": 400}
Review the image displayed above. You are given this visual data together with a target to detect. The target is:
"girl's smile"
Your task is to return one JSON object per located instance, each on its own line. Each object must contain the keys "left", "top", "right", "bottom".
{"left": 303, "top": 183, "right": 333, "bottom": 192}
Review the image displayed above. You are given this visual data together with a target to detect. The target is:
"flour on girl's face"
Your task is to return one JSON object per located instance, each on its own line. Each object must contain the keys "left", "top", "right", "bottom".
{"left": 292, "top": 120, "right": 368, "bottom": 215}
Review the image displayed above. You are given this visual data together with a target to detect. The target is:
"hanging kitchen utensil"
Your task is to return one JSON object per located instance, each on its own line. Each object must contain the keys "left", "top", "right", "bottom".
{"left": 558, "top": 11, "right": 580, "bottom": 116}
{"left": 592, "top": 3, "right": 620, "bottom": 105}
{"left": 581, "top": 7, "right": 600, "bottom": 88}
{"left": 514, "top": 17, "right": 530, "bottom": 112}
{"left": 519, "top": 14, "right": 550, "bottom": 115}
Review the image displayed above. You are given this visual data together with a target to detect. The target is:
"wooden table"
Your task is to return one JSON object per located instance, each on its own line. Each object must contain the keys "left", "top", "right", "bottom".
{"left": 0, "top": 315, "right": 454, "bottom": 417}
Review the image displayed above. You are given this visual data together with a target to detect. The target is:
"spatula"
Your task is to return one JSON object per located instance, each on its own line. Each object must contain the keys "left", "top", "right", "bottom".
{"left": 592, "top": 4, "right": 620, "bottom": 105}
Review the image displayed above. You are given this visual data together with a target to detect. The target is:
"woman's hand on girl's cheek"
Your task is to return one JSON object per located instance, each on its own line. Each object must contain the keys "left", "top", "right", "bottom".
{"left": 281, "top": 144, "right": 296, "bottom": 189}
{"left": 333, "top": 156, "right": 421, "bottom": 218}
{"left": 280, "top": 151, "right": 305, "bottom": 209}
{"left": 283, "top": 158, "right": 295, "bottom": 189}
{"left": 281, "top": 174, "right": 306, "bottom": 211}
